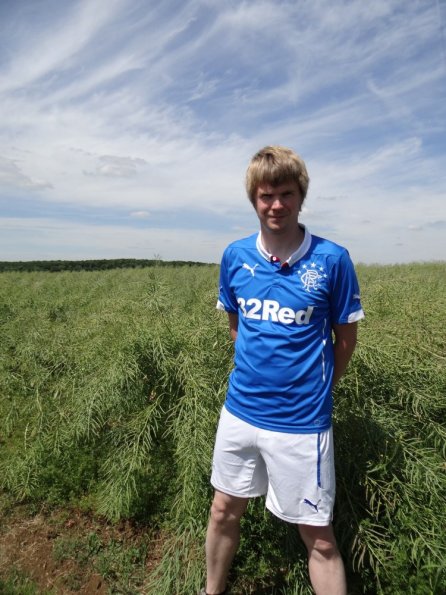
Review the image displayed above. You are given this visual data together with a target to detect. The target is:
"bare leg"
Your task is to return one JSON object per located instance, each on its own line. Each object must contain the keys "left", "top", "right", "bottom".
{"left": 298, "top": 524, "right": 347, "bottom": 595}
{"left": 205, "top": 490, "right": 249, "bottom": 594}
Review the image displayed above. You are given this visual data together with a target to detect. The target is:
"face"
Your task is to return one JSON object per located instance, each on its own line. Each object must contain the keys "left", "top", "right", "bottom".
{"left": 254, "top": 181, "right": 303, "bottom": 235}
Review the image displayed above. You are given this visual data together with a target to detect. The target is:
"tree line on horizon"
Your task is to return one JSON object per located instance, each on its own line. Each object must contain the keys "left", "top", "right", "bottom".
{"left": 0, "top": 258, "right": 212, "bottom": 273}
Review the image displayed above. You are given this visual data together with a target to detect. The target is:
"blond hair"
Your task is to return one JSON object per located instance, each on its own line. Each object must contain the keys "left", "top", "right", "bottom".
{"left": 245, "top": 146, "right": 310, "bottom": 204}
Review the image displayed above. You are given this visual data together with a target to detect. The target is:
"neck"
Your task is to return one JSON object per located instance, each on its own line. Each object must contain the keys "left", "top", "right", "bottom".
{"left": 261, "top": 224, "right": 304, "bottom": 262}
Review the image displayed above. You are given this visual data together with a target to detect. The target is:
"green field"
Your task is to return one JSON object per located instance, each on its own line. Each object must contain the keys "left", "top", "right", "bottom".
{"left": 0, "top": 263, "right": 445, "bottom": 594}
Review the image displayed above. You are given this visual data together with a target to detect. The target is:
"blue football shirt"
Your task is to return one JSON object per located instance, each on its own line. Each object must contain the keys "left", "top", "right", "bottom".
{"left": 217, "top": 226, "right": 364, "bottom": 433}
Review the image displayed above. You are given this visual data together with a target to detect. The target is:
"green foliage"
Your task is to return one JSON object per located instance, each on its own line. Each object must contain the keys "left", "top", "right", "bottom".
{"left": 1, "top": 262, "right": 445, "bottom": 593}
{"left": 333, "top": 262, "right": 446, "bottom": 594}
{"left": 94, "top": 538, "right": 149, "bottom": 592}
{"left": 53, "top": 531, "right": 102, "bottom": 564}
{"left": 0, "top": 258, "right": 209, "bottom": 273}
{"left": 52, "top": 530, "right": 150, "bottom": 593}
{"left": 0, "top": 568, "right": 50, "bottom": 595}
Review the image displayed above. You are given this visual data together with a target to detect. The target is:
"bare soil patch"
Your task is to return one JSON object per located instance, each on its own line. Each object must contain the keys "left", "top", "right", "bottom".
{"left": 0, "top": 502, "right": 163, "bottom": 594}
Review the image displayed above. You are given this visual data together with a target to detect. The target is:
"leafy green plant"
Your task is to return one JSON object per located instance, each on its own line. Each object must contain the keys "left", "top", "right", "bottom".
{"left": 1, "top": 263, "right": 445, "bottom": 593}
{"left": 0, "top": 568, "right": 50, "bottom": 595}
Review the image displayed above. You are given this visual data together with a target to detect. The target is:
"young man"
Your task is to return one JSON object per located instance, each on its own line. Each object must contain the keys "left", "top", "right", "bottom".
{"left": 202, "top": 146, "right": 364, "bottom": 595}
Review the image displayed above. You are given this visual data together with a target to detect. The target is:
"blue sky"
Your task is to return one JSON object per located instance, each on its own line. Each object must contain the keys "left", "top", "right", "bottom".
{"left": 0, "top": 0, "right": 445, "bottom": 264}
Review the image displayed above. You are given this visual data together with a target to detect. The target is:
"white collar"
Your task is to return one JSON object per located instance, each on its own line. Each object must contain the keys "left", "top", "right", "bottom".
{"left": 256, "top": 224, "right": 311, "bottom": 267}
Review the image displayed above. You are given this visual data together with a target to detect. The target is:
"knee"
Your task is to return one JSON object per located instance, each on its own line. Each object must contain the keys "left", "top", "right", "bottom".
{"left": 310, "top": 536, "right": 339, "bottom": 560}
{"left": 209, "top": 495, "right": 246, "bottom": 527}
{"left": 299, "top": 525, "right": 339, "bottom": 560}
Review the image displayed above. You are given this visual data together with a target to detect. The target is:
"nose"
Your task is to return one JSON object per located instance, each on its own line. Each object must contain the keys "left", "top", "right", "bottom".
{"left": 271, "top": 196, "right": 284, "bottom": 209}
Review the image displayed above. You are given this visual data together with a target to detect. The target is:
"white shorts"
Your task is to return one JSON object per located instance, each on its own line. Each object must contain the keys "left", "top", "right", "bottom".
{"left": 211, "top": 406, "right": 335, "bottom": 526}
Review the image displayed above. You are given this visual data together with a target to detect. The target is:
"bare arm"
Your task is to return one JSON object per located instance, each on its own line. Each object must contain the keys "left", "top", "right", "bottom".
{"left": 228, "top": 312, "right": 238, "bottom": 342}
{"left": 332, "top": 322, "right": 358, "bottom": 386}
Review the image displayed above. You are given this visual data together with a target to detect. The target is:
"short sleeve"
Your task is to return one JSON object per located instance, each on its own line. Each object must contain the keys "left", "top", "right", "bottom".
{"left": 216, "top": 247, "right": 238, "bottom": 312}
{"left": 329, "top": 251, "right": 365, "bottom": 324}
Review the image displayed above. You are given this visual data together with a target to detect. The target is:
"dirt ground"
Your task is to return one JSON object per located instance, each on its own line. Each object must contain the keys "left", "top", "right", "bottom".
{"left": 0, "top": 503, "right": 163, "bottom": 594}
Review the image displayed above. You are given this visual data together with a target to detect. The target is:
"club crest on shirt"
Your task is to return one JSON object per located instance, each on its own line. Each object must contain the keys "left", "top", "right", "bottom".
{"left": 297, "top": 263, "right": 328, "bottom": 292}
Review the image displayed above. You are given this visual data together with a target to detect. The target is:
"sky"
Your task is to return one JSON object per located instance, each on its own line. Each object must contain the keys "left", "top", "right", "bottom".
{"left": 0, "top": 0, "right": 445, "bottom": 265}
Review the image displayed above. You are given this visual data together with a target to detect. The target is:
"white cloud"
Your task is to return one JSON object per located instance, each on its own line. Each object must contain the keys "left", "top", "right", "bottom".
{"left": 1, "top": 213, "right": 444, "bottom": 265}
{"left": 130, "top": 211, "right": 151, "bottom": 219}
{"left": 84, "top": 155, "right": 147, "bottom": 178}
{"left": 0, "top": 217, "right": 237, "bottom": 263}
{"left": 0, "top": 156, "right": 53, "bottom": 190}
{"left": 0, "top": 0, "right": 444, "bottom": 263}
{"left": 0, "top": 0, "right": 127, "bottom": 94}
